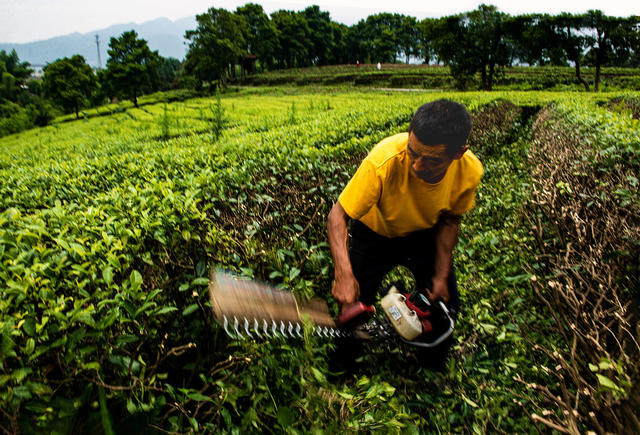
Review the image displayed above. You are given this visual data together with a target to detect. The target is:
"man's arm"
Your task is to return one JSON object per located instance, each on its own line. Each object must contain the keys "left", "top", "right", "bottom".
{"left": 327, "top": 201, "right": 360, "bottom": 307}
{"left": 427, "top": 213, "right": 462, "bottom": 303}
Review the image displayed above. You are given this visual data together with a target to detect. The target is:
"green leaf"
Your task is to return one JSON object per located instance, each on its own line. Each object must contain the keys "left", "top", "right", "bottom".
{"left": 156, "top": 306, "right": 178, "bottom": 315}
{"left": 130, "top": 270, "right": 142, "bottom": 291}
{"left": 12, "top": 367, "right": 32, "bottom": 383}
{"left": 504, "top": 274, "right": 530, "bottom": 284}
{"left": 462, "top": 394, "right": 479, "bottom": 408}
{"left": 365, "top": 384, "right": 379, "bottom": 399}
{"left": 478, "top": 323, "right": 497, "bottom": 333}
{"left": 82, "top": 362, "right": 101, "bottom": 371}
{"left": 13, "top": 385, "right": 32, "bottom": 399}
{"left": 103, "top": 267, "right": 114, "bottom": 285}
{"left": 126, "top": 399, "right": 137, "bottom": 414}
{"left": 187, "top": 392, "right": 213, "bottom": 402}
{"left": 191, "top": 277, "right": 209, "bottom": 286}
{"left": 24, "top": 338, "right": 35, "bottom": 355}
{"left": 596, "top": 374, "right": 624, "bottom": 393}
{"left": 22, "top": 317, "right": 36, "bottom": 337}
{"left": 289, "top": 267, "right": 300, "bottom": 281}
{"left": 356, "top": 376, "right": 370, "bottom": 388}
{"left": 381, "top": 383, "right": 396, "bottom": 396}
{"left": 277, "top": 406, "right": 295, "bottom": 427}
{"left": 598, "top": 359, "right": 614, "bottom": 371}
{"left": 240, "top": 267, "right": 254, "bottom": 277}
{"left": 182, "top": 304, "right": 199, "bottom": 316}
{"left": 116, "top": 334, "right": 138, "bottom": 346}
{"left": 310, "top": 366, "right": 326, "bottom": 383}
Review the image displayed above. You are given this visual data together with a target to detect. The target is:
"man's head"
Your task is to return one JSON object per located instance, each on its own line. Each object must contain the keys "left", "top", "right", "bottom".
{"left": 407, "top": 100, "right": 472, "bottom": 183}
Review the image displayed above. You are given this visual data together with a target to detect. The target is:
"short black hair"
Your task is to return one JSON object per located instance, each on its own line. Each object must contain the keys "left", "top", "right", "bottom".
{"left": 408, "top": 99, "right": 472, "bottom": 157}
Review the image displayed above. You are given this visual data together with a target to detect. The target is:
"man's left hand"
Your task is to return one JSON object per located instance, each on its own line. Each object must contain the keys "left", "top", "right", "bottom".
{"left": 426, "top": 276, "right": 449, "bottom": 303}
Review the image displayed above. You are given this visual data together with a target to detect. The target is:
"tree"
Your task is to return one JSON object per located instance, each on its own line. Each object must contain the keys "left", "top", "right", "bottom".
{"left": 626, "top": 16, "right": 640, "bottom": 67}
{"left": 1, "top": 70, "right": 17, "bottom": 102}
{"left": 0, "top": 50, "right": 32, "bottom": 102}
{"left": 328, "top": 22, "right": 349, "bottom": 65}
{"left": 430, "top": 16, "right": 476, "bottom": 88}
{"left": 397, "top": 15, "right": 421, "bottom": 63}
{"left": 430, "top": 5, "right": 513, "bottom": 90}
{"left": 271, "top": 10, "right": 311, "bottom": 68}
{"left": 503, "top": 14, "right": 547, "bottom": 66}
{"left": 0, "top": 49, "right": 31, "bottom": 83}
{"left": 156, "top": 56, "right": 182, "bottom": 90}
{"left": 43, "top": 55, "right": 97, "bottom": 118}
{"left": 236, "top": 3, "right": 279, "bottom": 71}
{"left": 549, "top": 13, "right": 591, "bottom": 90}
{"left": 605, "top": 16, "right": 640, "bottom": 67}
{"left": 347, "top": 21, "right": 373, "bottom": 64}
{"left": 303, "top": 6, "right": 334, "bottom": 66}
{"left": 418, "top": 18, "right": 439, "bottom": 64}
{"left": 184, "top": 8, "right": 247, "bottom": 88}
{"left": 362, "top": 13, "right": 405, "bottom": 63}
{"left": 466, "top": 4, "right": 513, "bottom": 90}
{"left": 583, "top": 10, "right": 628, "bottom": 91}
{"left": 103, "top": 30, "right": 160, "bottom": 107}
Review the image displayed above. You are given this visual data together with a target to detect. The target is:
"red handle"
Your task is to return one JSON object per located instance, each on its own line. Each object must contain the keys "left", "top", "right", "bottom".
{"left": 336, "top": 302, "right": 375, "bottom": 328}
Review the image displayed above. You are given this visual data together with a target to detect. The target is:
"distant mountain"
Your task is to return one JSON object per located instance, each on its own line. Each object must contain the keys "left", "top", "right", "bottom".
{"left": 0, "top": 16, "right": 196, "bottom": 68}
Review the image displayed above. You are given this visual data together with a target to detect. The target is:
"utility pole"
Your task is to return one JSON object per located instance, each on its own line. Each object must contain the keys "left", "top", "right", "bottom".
{"left": 95, "top": 35, "right": 101, "bottom": 69}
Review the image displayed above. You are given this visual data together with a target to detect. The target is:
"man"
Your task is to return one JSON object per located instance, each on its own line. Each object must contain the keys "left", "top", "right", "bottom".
{"left": 327, "top": 99, "right": 482, "bottom": 367}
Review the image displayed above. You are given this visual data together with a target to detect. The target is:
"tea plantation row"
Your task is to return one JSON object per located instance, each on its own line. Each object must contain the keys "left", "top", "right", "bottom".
{"left": 0, "top": 89, "right": 637, "bottom": 432}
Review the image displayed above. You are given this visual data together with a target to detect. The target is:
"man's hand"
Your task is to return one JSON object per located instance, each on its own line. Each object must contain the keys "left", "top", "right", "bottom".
{"left": 331, "top": 272, "right": 360, "bottom": 309}
{"left": 426, "top": 276, "right": 449, "bottom": 303}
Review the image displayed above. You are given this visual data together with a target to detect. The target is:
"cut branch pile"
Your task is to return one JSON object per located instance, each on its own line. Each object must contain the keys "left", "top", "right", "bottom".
{"left": 525, "top": 106, "right": 640, "bottom": 433}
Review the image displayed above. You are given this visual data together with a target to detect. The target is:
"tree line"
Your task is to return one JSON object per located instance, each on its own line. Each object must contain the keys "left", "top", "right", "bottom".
{"left": 1, "top": 3, "right": 640, "bottom": 137}
{"left": 185, "top": 3, "right": 639, "bottom": 91}
{"left": 0, "top": 32, "right": 180, "bottom": 136}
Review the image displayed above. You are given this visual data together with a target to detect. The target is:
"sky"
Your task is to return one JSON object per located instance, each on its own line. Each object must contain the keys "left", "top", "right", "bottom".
{"left": 1, "top": 0, "right": 639, "bottom": 43}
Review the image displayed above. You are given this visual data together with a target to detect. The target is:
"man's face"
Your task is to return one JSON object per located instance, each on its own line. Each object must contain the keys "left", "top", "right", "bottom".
{"left": 407, "top": 131, "right": 456, "bottom": 184}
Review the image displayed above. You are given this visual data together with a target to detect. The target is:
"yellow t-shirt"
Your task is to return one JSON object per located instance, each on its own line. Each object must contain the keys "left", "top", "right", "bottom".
{"left": 338, "top": 132, "right": 483, "bottom": 238}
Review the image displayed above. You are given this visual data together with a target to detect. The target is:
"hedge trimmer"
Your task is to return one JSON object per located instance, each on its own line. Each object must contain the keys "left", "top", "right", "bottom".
{"left": 208, "top": 271, "right": 454, "bottom": 348}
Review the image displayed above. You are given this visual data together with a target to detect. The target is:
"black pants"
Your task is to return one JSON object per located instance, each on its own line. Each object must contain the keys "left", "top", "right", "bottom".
{"left": 346, "top": 220, "right": 460, "bottom": 370}
{"left": 350, "top": 220, "right": 460, "bottom": 315}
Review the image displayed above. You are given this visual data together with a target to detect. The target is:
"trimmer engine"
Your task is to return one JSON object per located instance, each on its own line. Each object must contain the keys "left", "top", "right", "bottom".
{"left": 380, "top": 286, "right": 454, "bottom": 347}
{"left": 335, "top": 285, "right": 455, "bottom": 348}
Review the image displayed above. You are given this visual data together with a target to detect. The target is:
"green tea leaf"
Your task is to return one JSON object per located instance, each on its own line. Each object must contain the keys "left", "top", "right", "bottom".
{"left": 596, "top": 374, "right": 624, "bottom": 393}
{"left": 103, "top": 267, "right": 114, "bottom": 285}
{"left": 130, "top": 270, "right": 142, "bottom": 291}
{"left": 182, "top": 304, "right": 199, "bottom": 316}
{"left": 277, "top": 406, "right": 295, "bottom": 427}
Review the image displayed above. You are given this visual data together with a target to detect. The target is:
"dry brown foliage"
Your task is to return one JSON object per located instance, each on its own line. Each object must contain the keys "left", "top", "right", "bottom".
{"left": 468, "top": 99, "right": 522, "bottom": 155}
{"left": 605, "top": 97, "right": 640, "bottom": 120}
{"left": 524, "top": 106, "right": 640, "bottom": 434}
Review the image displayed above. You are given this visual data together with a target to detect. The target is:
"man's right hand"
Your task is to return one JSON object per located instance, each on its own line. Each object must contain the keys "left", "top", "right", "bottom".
{"left": 331, "top": 272, "right": 360, "bottom": 308}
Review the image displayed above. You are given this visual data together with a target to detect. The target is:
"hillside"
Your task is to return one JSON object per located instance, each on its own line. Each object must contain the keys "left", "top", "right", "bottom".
{"left": 0, "top": 16, "right": 195, "bottom": 67}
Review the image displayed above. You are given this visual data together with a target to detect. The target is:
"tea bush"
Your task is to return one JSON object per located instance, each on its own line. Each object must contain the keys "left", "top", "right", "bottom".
{"left": 1, "top": 89, "right": 638, "bottom": 433}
